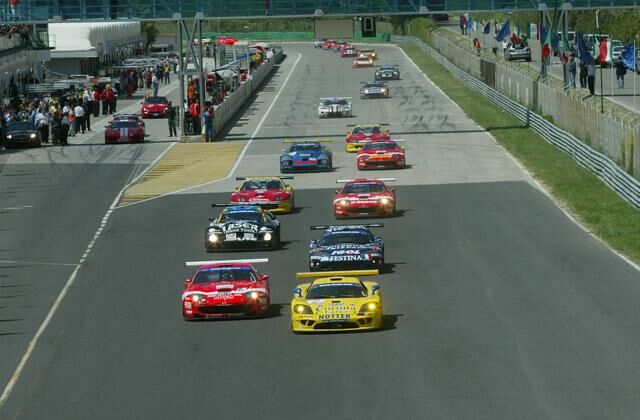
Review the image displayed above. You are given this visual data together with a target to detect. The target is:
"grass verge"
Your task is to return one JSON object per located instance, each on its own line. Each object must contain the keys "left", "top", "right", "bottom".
{"left": 400, "top": 43, "right": 640, "bottom": 264}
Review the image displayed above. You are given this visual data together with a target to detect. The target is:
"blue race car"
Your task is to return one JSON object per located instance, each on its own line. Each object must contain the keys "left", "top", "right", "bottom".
{"left": 280, "top": 140, "right": 333, "bottom": 173}
{"left": 309, "top": 224, "right": 384, "bottom": 272}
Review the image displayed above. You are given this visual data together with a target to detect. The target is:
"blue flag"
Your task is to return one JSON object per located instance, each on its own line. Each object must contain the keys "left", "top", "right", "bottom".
{"left": 576, "top": 32, "right": 593, "bottom": 63}
{"left": 495, "top": 20, "right": 510, "bottom": 42}
{"left": 483, "top": 21, "right": 491, "bottom": 35}
{"left": 621, "top": 43, "right": 636, "bottom": 70}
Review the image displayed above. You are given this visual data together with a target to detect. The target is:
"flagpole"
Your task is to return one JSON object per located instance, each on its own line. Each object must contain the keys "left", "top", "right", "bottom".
{"left": 634, "top": 41, "right": 637, "bottom": 125}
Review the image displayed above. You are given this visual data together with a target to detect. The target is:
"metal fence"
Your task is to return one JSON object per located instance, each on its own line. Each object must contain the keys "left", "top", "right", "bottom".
{"left": 394, "top": 35, "right": 640, "bottom": 209}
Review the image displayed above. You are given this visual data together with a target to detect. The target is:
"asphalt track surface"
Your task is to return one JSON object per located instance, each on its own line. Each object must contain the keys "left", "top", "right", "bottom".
{"left": 2, "top": 44, "right": 640, "bottom": 419}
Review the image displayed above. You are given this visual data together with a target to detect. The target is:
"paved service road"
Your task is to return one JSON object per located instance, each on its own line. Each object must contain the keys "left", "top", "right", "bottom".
{"left": 2, "top": 44, "right": 640, "bottom": 419}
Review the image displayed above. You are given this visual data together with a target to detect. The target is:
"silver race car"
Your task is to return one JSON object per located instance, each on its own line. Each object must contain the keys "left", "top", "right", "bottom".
{"left": 375, "top": 65, "right": 400, "bottom": 81}
{"left": 318, "top": 97, "right": 353, "bottom": 118}
{"left": 360, "top": 82, "right": 390, "bottom": 99}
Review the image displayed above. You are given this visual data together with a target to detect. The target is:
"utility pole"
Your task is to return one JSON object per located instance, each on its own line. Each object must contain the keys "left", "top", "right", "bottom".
{"left": 596, "top": 9, "right": 604, "bottom": 113}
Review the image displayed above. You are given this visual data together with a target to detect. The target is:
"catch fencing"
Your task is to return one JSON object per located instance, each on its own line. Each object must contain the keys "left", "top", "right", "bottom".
{"left": 394, "top": 35, "right": 640, "bottom": 209}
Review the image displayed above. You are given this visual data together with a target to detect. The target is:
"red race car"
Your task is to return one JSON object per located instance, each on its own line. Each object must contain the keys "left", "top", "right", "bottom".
{"left": 322, "top": 39, "right": 336, "bottom": 50}
{"left": 141, "top": 96, "right": 170, "bottom": 118}
{"left": 353, "top": 54, "right": 374, "bottom": 68}
{"left": 341, "top": 47, "right": 359, "bottom": 57}
{"left": 181, "top": 259, "right": 270, "bottom": 320}
{"left": 334, "top": 178, "right": 396, "bottom": 218}
{"left": 112, "top": 113, "right": 145, "bottom": 128}
{"left": 104, "top": 119, "right": 145, "bottom": 144}
{"left": 357, "top": 141, "right": 406, "bottom": 170}
{"left": 216, "top": 35, "right": 238, "bottom": 45}
{"left": 345, "top": 124, "right": 391, "bottom": 152}
{"left": 230, "top": 176, "right": 295, "bottom": 214}
{"left": 333, "top": 41, "right": 349, "bottom": 51}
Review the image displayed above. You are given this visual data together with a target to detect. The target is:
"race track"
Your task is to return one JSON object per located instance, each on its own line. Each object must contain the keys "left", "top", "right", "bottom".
{"left": 2, "top": 43, "right": 640, "bottom": 419}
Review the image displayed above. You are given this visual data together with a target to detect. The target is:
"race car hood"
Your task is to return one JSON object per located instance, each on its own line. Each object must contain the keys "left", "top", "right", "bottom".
{"left": 232, "top": 189, "right": 288, "bottom": 202}
{"left": 284, "top": 150, "right": 325, "bottom": 160}
{"left": 184, "top": 280, "right": 265, "bottom": 295}
{"left": 305, "top": 298, "right": 361, "bottom": 316}
{"left": 211, "top": 221, "right": 262, "bottom": 234}
{"left": 311, "top": 244, "right": 382, "bottom": 260}
{"left": 358, "top": 148, "right": 402, "bottom": 155}
{"left": 142, "top": 103, "right": 168, "bottom": 111}
{"left": 335, "top": 192, "right": 394, "bottom": 201}
{"left": 347, "top": 132, "right": 389, "bottom": 141}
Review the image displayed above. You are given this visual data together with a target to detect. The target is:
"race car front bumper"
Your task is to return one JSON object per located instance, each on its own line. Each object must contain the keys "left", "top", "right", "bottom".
{"left": 292, "top": 312, "right": 382, "bottom": 332}
{"left": 358, "top": 157, "right": 405, "bottom": 169}
{"left": 205, "top": 232, "right": 278, "bottom": 251}
{"left": 309, "top": 257, "right": 384, "bottom": 271}
{"left": 183, "top": 298, "right": 269, "bottom": 319}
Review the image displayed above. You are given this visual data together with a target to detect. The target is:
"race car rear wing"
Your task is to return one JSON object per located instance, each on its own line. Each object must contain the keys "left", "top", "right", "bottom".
{"left": 346, "top": 123, "right": 389, "bottom": 127}
{"left": 336, "top": 178, "right": 396, "bottom": 183}
{"left": 185, "top": 258, "right": 269, "bottom": 267}
{"left": 235, "top": 176, "right": 294, "bottom": 180}
{"left": 310, "top": 223, "right": 384, "bottom": 230}
{"left": 319, "top": 97, "right": 352, "bottom": 101}
{"left": 283, "top": 139, "right": 332, "bottom": 143}
{"left": 295, "top": 269, "right": 379, "bottom": 278}
{"left": 212, "top": 203, "right": 280, "bottom": 209}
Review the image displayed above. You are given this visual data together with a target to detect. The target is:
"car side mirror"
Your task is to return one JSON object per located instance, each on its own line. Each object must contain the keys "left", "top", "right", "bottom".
{"left": 259, "top": 274, "right": 269, "bottom": 282}
{"left": 184, "top": 277, "right": 192, "bottom": 287}
{"left": 234, "top": 187, "right": 240, "bottom": 191}
{"left": 371, "top": 285, "right": 381, "bottom": 295}
{"left": 293, "top": 287, "right": 302, "bottom": 297}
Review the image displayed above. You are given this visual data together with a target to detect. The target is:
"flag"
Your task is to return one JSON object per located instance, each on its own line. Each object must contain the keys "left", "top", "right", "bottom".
{"left": 597, "top": 38, "right": 609, "bottom": 63}
{"left": 605, "top": 39, "right": 613, "bottom": 63}
{"left": 541, "top": 24, "right": 552, "bottom": 59}
{"left": 511, "top": 33, "right": 521, "bottom": 44}
{"left": 576, "top": 32, "right": 593, "bottom": 63}
{"left": 483, "top": 21, "right": 491, "bottom": 35}
{"left": 473, "top": 21, "right": 478, "bottom": 33}
{"left": 621, "top": 43, "right": 636, "bottom": 70}
{"left": 561, "top": 32, "right": 571, "bottom": 63}
{"left": 593, "top": 37, "right": 601, "bottom": 62}
{"left": 495, "top": 20, "right": 510, "bottom": 42}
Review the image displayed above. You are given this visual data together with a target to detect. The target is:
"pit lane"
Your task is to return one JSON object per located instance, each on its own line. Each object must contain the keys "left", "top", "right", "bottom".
{"left": 2, "top": 43, "right": 640, "bottom": 419}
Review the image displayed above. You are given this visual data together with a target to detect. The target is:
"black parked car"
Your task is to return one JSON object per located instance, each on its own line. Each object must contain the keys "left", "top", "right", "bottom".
{"left": 3, "top": 121, "right": 41, "bottom": 148}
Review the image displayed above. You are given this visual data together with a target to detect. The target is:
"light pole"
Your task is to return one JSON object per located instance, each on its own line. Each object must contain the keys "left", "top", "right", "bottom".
{"left": 596, "top": 9, "right": 604, "bottom": 113}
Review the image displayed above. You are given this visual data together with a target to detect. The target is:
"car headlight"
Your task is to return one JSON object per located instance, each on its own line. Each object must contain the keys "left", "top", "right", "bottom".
{"left": 191, "top": 294, "right": 206, "bottom": 304}
{"left": 381, "top": 88, "right": 387, "bottom": 92}
{"left": 294, "top": 304, "right": 313, "bottom": 314}
{"left": 6, "top": 134, "right": 12, "bottom": 139}
{"left": 379, "top": 197, "right": 392, "bottom": 205}
{"left": 274, "top": 196, "right": 282, "bottom": 201}
{"left": 281, "top": 160, "right": 292, "bottom": 166}
{"left": 263, "top": 232, "right": 272, "bottom": 241}
{"left": 208, "top": 233, "right": 219, "bottom": 243}
{"left": 358, "top": 302, "right": 378, "bottom": 313}
{"left": 339, "top": 199, "right": 349, "bottom": 206}
{"left": 30, "top": 133, "right": 37, "bottom": 139}
{"left": 245, "top": 291, "right": 260, "bottom": 299}
{"left": 318, "top": 159, "right": 328, "bottom": 165}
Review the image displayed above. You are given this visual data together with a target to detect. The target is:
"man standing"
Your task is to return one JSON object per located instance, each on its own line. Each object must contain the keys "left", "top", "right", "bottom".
{"left": 587, "top": 60, "right": 596, "bottom": 96}
{"left": 569, "top": 55, "right": 577, "bottom": 88}
{"left": 189, "top": 100, "right": 200, "bottom": 135}
{"left": 74, "top": 102, "right": 85, "bottom": 134}
{"left": 168, "top": 102, "right": 177, "bottom": 137}
{"left": 152, "top": 73, "right": 159, "bottom": 97}
{"left": 615, "top": 59, "right": 627, "bottom": 89}
{"left": 92, "top": 87, "right": 100, "bottom": 117}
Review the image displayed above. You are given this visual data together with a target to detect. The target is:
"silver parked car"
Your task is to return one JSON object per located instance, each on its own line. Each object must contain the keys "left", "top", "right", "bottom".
{"left": 505, "top": 41, "right": 531, "bottom": 62}
{"left": 318, "top": 97, "right": 353, "bottom": 118}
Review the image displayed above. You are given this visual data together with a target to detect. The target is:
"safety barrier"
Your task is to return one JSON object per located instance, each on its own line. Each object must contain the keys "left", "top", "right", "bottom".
{"left": 394, "top": 35, "right": 640, "bottom": 209}
{"left": 211, "top": 49, "right": 283, "bottom": 134}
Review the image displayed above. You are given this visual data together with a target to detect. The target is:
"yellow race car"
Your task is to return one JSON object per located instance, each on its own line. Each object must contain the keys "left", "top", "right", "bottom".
{"left": 345, "top": 124, "right": 391, "bottom": 152}
{"left": 359, "top": 48, "right": 378, "bottom": 60}
{"left": 230, "top": 176, "right": 295, "bottom": 214}
{"left": 291, "top": 270, "right": 382, "bottom": 333}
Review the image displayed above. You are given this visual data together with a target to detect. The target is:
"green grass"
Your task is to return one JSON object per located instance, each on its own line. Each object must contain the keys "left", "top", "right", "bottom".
{"left": 401, "top": 43, "right": 640, "bottom": 264}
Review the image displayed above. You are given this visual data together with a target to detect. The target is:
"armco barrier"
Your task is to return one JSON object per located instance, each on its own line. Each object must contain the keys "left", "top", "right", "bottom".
{"left": 212, "top": 50, "right": 283, "bottom": 134}
{"left": 394, "top": 35, "right": 640, "bottom": 209}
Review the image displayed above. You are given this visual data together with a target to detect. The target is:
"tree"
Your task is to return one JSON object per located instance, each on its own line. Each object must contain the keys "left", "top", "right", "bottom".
{"left": 142, "top": 22, "right": 159, "bottom": 53}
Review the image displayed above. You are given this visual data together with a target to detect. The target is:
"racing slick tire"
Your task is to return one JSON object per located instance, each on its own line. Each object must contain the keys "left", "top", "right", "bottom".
{"left": 271, "top": 232, "right": 281, "bottom": 250}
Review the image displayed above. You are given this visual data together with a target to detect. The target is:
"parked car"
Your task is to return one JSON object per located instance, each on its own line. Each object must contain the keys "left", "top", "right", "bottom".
{"left": 504, "top": 41, "right": 531, "bottom": 61}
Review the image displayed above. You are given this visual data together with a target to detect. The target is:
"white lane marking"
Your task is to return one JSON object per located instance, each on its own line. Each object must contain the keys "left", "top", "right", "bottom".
{"left": 260, "top": 121, "right": 471, "bottom": 129}
{"left": 115, "top": 52, "right": 304, "bottom": 210}
{"left": 0, "top": 136, "right": 177, "bottom": 410}
{"left": 0, "top": 260, "right": 79, "bottom": 267}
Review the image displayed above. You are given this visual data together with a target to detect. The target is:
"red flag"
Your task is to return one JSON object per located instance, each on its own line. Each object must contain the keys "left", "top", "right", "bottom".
{"left": 598, "top": 39, "right": 608, "bottom": 64}
{"left": 510, "top": 33, "right": 521, "bottom": 44}
{"left": 541, "top": 26, "right": 552, "bottom": 59}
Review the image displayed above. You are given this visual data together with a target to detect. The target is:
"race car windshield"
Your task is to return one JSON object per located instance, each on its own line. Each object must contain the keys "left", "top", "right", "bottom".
{"left": 306, "top": 283, "right": 366, "bottom": 299}
{"left": 319, "top": 232, "right": 374, "bottom": 246}
{"left": 219, "top": 211, "right": 263, "bottom": 222}
{"left": 353, "top": 126, "right": 381, "bottom": 134}
{"left": 110, "top": 121, "right": 138, "bottom": 128}
{"left": 7, "top": 122, "right": 35, "bottom": 131}
{"left": 363, "top": 142, "right": 399, "bottom": 151}
{"left": 342, "top": 183, "right": 385, "bottom": 193}
{"left": 240, "top": 180, "right": 282, "bottom": 190}
{"left": 194, "top": 267, "right": 256, "bottom": 283}
{"left": 323, "top": 99, "right": 348, "bottom": 106}
{"left": 290, "top": 144, "right": 321, "bottom": 152}
{"left": 144, "top": 97, "right": 168, "bottom": 104}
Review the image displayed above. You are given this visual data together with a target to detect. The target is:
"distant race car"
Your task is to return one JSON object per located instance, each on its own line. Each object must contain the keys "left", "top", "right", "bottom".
{"left": 357, "top": 141, "right": 406, "bottom": 170}
{"left": 104, "top": 119, "right": 145, "bottom": 144}
{"left": 375, "top": 65, "right": 400, "bottom": 80}
{"left": 333, "top": 41, "right": 349, "bottom": 51}
{"left": 318, "top": 97, "right": 352, "bottom": 118}
{"left": 280, "top": 140, "right": 333, "bottom": 172}
{"left": 345, "top": 124, "right": 390, "bottom": 152}
{"left": 314, "top": 38, "right": 327, "bottom": 48}
{"left": 353, "top": 55, "right": 374, "bottom": 68}
{"left": 112, "top": 113, "right": 145, "bottom": 128}
{"left": 216, "top": 35, "right": 238, "bottom": 45}
{"left": 333, "top": 178, "right": 396, "bottom": 218}
{"left": 322, "top": 39, "right": 336, "bottom": 50}
{"left": 230, "top": 176, "right": 295, "bottom": 214}
{"left": 359, "top": 49, "right": 378, "bottom": 60}
{"left": 141, "top": 96, "right": 170, "bottom": 118}
{"left": 360, "top": 81, "right": 390, "bottom": 99}
{"left": 206, "top": 204, "right": 281, "bottom": 251}
{"left": 341, "top": 47, "right": 359, "bottom": 57}
{"left": 291, "top": 270, "right": 382, "bottom": 332}
{"left": 182, "top": 258, "right": 270, "bottom": 320}
{"left": 309, "top": 224, "right": 384, "bottom": 271}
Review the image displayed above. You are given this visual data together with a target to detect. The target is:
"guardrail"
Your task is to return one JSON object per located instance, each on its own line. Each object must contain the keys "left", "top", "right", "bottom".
{"left": 212, "top": 49, "right": 283, "bottom": 135}
{"left": 394, "top": 35, "right": 640, "bottom": 209}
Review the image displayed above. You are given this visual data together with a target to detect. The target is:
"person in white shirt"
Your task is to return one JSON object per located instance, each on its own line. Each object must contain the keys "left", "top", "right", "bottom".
{"left": 74, "top": 104, "right": 85, "bottom": 134}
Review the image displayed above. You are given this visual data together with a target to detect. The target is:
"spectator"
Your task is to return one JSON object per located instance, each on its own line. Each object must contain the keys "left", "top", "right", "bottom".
{"left": 50, "top": 112, "right": 61, "bottom": 145}
{"left": 92, "top": 87, "right": 101, "bottom": 117}
{"left": 473, "top": 38, "right": 481, "bottom": 56}
{"left": 152, "top": 73, "right": 159, "bottom": 97}
{"left": 579, "top": 60, "right": 588, "bottom": 89}
{"left": 60, "top": 112, "right": 70, "bottom": 145}
{"left": 9, "top": 0, "right": 20, "bottom": 20}
{"left": 569, "top": 55, "right": 577, "bottom": 88}
{"left": 67, "top": 109, "right": 76, "bottom": 137}
{"left": 460, "top": 16, "right": 467, "bottom": 35}
{"left": 163, "top": 63, "right": 170, "bottom": 84}
{"left": 74, "top": 103, "right": 85, "bottom": 134}
{"left": 204, "top": 106, "right": 214, "bottom": 142}
{"left": 587, "top": 60, "right": 596, "bottom": 96}
{"left": 615, "top": 59, "right": 627, "bottom": 89}
{"left": 168, "top": 102, "right": 177, "bottom": 137}
{"left": 189, "top": 100, "right": 200, "bottom": 135}
{"left": 35, "top": 109, "right": 49, "bottom": 143}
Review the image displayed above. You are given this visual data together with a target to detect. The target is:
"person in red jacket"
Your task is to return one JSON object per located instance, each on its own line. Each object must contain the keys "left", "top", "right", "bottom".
{"left": 101, "top": 85, "right": 114, "bottom": 115}
{"left": 188, "top": 100, "right": 200, "bottom": 135}
{"left": 92, "top": 87, "right": 101, "bottom": 117}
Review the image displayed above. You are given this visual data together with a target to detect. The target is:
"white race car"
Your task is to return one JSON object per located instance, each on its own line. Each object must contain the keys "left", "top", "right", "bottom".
{"left": 318, "top": 97, "right": 352, "bottom": 118}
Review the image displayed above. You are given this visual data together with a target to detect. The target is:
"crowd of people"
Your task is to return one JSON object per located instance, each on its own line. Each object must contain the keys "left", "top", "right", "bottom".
{"left": 0, "top": 23, "right": 31, "bottom": 47}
